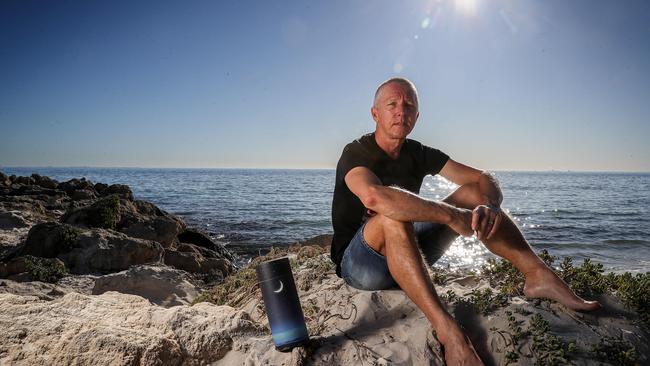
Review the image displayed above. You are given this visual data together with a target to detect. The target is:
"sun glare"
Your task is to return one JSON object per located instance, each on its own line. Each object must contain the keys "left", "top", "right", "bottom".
{"left": 455, "top": 0, "right": 477, "bottom": 15}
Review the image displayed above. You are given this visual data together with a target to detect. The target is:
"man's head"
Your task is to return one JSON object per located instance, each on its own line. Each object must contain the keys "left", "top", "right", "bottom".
{"left": 371, "top": 77, "right": 419, "bottom": 140}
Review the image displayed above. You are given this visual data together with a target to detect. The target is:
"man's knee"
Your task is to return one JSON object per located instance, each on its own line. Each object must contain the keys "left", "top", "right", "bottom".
{"left": 363, "top": 215, "right": 414, "bottom": 255}
{"left": 378, "top": 214, "right": 414, "bottom": 234}
{"left": 443, "top": 182, "right": 486, "bottom": 209}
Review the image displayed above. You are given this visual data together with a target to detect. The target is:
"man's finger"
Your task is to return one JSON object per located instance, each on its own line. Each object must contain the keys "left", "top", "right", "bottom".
{"left": 479, "top": 210, "right": 490, "bottom": 240}
{"left": 471, "top": 209, "right": 480, "bottom": 231}
{"left": 486, "top": 212, "right": 501, "bottom": 239}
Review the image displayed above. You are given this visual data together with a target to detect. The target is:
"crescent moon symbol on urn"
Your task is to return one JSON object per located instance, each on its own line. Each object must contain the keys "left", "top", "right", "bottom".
{"left": 273, "top": 280, "right": 284, "bottom": 293}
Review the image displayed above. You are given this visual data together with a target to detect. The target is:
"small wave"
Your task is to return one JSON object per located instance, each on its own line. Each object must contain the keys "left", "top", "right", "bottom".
{"left": 535, "top": 240, "right": 650, "bottom": 252}
{"left": 603, "top": 239, "right": 650, "bottom": 245}
{"left": 173, "top": 211, "right": 201, "bottom": 216}
{"left": 534, "top": 242, "right": 596, "bottom": 249}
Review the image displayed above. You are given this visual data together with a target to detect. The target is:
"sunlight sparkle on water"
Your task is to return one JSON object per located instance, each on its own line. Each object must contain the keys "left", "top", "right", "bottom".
{"left": 436, "top": 235, "right": 491, "bottom": 271}
{"left": 435, "top": 175, "right": 458, "bottom": 191}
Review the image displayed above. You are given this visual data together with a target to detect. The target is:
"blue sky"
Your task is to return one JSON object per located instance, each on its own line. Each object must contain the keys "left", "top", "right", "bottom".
{"left": 1, "top": 0, "right": 649, "bottom": 171}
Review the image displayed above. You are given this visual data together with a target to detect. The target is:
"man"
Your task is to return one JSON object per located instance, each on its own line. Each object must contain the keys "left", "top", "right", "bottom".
{"left": 330, "top": 77, "right": 601, "bottom": 365}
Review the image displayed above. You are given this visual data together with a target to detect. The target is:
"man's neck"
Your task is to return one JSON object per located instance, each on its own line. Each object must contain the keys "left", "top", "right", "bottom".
{"left": 374, "top": 132, "right": 405, "bottom": 159}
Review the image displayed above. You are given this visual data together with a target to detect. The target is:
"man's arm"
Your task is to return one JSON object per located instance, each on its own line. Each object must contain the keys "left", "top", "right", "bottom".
{"left": 439, "top": 159, "right": 503, "bottom": 240}
{"left": 345, "top": 167, "right": 474, "bottom": 236}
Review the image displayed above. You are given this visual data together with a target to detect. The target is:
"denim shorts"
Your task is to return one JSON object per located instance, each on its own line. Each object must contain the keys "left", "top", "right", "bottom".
{"left": 340, "top": 221, "right": 456, "bottom": 291}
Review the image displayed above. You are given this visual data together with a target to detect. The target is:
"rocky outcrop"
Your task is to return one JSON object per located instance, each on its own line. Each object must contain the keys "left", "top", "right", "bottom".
{"left": 92, "top": 265, "right": 201, "bottom": 306}
{"left": 178, "top": 228, "right": 236, "bottom": 262}
{"left": 0, "top": 291, "right": 264, "bottom": 365}
{"left": 61, "top": 196, "right": 186, "bottom": 247}
{"left": 164, "top": 248, "right": 232, "bottom": 278}
{"left": 8, "top": 222, "right": 162, "bottom": 274}
{"left": 59, "top": 229, "right": 165, "bottom": 274}
{"left": 1, "top": 172, "right": 235, "bottom": 281}
{"left": 18, "top": 222, "right": 81, "bottom": 258}
{"left": 0, "top": 172, "right": 10, "bottom": 187}
{"left": 0, "top": 211, "right": 30, "bottom": 229}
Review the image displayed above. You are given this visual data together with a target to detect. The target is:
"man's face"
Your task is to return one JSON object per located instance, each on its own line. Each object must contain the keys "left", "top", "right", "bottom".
{"left": 371, "top": 82, "right": 419, "bottom": 140}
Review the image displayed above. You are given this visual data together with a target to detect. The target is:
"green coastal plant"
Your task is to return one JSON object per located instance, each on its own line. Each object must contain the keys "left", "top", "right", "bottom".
{"left": 192, "top": 244, "right": 330, "bottom": 307}
{"left": 298, "top": 255, "right": 334, "bottom": 292}
{"left": 591, "top": 334, "right": 638, "bottom": 366}
{"left": 192, "top": 266, "right": 258, "bottom": 306}
{"left": 23, "top": 255, "right": 68, "bottom": 283}
{"left": 57, "top": 226, "right": 82, "bottom": 252}
{"left": 459, "top": 288, "right": 508, "bottom": 316}
{"left": 527, "top": 313, "right": 576, "bottom": 366}
{"left": 489, "top": 310, "right": 525, "bottom": 365}
{"left": 481, "top": 256, "right": 525, "bottom": 297}
{"left": 480, "top": 250, "right": 649, "bottom": 330}
{"left": 430, "top": 267, "right": 450, "bottom": 285}
{"left": 557, "top": 256, "right": 650, "bottom": 328}
{"left": 91, "top": 194, "right": 120, "bottom": 229}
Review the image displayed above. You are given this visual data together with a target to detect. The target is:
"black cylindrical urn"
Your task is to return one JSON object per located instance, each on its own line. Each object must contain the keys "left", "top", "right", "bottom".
{"left": 256, "top": 257, "right": 309, "bottom": 351}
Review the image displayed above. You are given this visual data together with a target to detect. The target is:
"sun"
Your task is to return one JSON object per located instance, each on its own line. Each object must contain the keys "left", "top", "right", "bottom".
{"left": 455, "top": 0, "right": 478, "bottom": 15}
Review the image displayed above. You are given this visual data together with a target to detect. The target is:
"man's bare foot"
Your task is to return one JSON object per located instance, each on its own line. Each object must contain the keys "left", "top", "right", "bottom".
{"left": 523, "top": 266, "right": 602, "bottom": 311}
{"left": 435, "top": 320, "right": 484, "bottom": 366}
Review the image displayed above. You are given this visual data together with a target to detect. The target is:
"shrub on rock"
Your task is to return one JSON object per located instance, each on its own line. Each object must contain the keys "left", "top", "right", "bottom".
{"left": 20, "top": 222, "right": 83, "bottom": 258}
{"left": 0, "top": 255, "right": 67, "bottom": 283}
{"left": 61, "top": 196, "right": 185, "bottom": 247}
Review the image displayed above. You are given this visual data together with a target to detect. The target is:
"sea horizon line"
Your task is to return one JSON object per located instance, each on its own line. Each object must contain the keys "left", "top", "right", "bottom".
{"left": 1, "top": 166, "right": 649, "bottom": 174}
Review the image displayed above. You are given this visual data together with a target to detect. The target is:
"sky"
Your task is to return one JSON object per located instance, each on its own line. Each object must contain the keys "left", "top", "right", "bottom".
{"left": 1, "top": 0, "right": 649, "bottom": 171}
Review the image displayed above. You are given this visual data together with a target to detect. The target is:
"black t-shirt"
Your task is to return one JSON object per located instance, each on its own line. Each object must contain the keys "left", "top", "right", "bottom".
{"left": 330, "top": 132, "right": 449, "bottom": 277}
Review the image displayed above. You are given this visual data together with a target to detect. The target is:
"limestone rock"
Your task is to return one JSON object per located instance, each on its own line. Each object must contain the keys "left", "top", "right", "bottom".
{"left": 0, "top": 278, "right": 74, "bottom": 300}
{"left": 14, "top": 222, "right": 163, "bottom": 274}
{"left": 13, "top": 176, "right": 34, "bottom": 186}
{"left": 0, "top": 211, "right": 30, "bottom": 229}
{"left": 0, "top": 256, "right": 29, "bottom": 278}
{"left": 0, "top": 291, "right": 264, "bottom": 365}
{"left": 120, "top": 216, "right": 184, "bottom": 247}
{"left": 57, "top": 177, "right": 96, "bottom": 196}
{"left": 102, "top": 184, "right": 134, "bottom": 200}
{"left": 61, "top": 197, "right": 185, "bottom": 247}
{"left": 92, "top": 265, "right": 201, "bottom": 307}
{"left": 164, "top": 249, "right": 232, "bottom": 278}
{"left": 30, "top": 173, "right": 58, "bottom": 189}
{"left": 0, "top": 171, "right": 10, "bottom": 187}
{"left": 94, "top": 182, "right": 109, "bottom": 194}
{"left": 19, "top": 222, "right": 81, "bottom": 258}
{"left": 71, "top": 188, "right": 97, "bottom": 201}
{"left": 58, "top": 229, "right": 164, "bottom": 274}
{"left": 178, "top": 228, "right": 235, "bottom": 262}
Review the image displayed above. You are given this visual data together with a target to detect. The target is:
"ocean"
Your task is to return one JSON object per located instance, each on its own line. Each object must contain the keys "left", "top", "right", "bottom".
{"left": 2, "top": 167, "right": 649, "bottom": 274}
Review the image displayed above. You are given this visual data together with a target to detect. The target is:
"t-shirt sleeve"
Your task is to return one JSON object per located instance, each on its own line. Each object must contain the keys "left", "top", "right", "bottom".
{"left": 336, "top": 143, "right": 371, "bottom": 182}
{"left": 420, "top": 144, "right": 449, "bottom": 176}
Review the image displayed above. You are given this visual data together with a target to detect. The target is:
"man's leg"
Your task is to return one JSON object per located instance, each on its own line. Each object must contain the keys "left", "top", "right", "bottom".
{"left": 363, "top": 214, "right": 483, "bottom": 365}
{"left": 441, "top": 183, "right": 601, "bottom": 311}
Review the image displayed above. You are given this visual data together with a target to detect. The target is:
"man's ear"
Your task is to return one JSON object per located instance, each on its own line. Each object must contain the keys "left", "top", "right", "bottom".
{"left": 415, "top": 111, "right": 419, "bottom": 121}
{"left": 371, "top": 106, "right": 379, "bottom": 123}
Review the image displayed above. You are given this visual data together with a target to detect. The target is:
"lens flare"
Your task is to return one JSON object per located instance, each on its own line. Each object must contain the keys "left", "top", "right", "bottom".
{"left": 455, "top": 0, "right": 477, "bottom": 14}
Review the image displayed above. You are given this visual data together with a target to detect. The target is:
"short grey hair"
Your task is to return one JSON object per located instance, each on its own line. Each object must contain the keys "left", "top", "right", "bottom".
{"left": 373, "top": 77, "right": 419, "bottom": 107}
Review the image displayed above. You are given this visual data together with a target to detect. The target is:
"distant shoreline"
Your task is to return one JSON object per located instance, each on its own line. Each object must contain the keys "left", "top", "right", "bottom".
{"left": 2, "top": 166, "right": 649, "bottom": 174}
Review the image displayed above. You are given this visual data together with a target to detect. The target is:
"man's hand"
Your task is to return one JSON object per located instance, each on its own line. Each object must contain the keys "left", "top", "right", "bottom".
{"left": 471, "top": 205, "right": 502, "bottom": 241}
